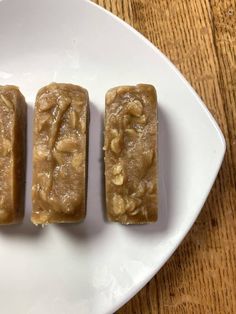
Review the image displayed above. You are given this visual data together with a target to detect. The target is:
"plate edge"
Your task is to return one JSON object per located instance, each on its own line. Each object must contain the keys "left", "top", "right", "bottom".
{"left": 81, "top": 1, "right": 227, "bottom": 313}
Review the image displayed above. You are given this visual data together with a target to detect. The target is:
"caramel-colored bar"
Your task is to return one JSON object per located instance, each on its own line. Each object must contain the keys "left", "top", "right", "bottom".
{"left": 104, "top": 84, "right": 158, "bottom": 224}
{"left": 32, "top": 83, "right": 89, "bottom": 224}
{"left": 0, "top": 86, "right": 26, "bottom": 224}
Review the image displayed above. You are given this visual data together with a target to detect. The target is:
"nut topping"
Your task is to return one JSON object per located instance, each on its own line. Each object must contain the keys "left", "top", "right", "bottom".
{"left": 112, "top": 194, "right": 125, "bottom": 215}
{"left": 0, "top": 95, "right": 14, "bottom": 110}
{"left": 72, "top": 152, "right": 83, "bottom": 169}
{"left": 80, "top": 119, "right": 86, "bottom": 134}
{"left": 38, "top": 97, "right": 55, "bottom": 112}
{"left": 126, "top": 100, "right": 143, "bottom": 117}
{"left": 0, "top": 138, "right": 11, "bottom": 157}
{"left": 56, "top": 137, "right": 78, "bottom": 153}
{"left": 125, "top": 198, "right": 136, "bottom": 213}
{"left": 112, "top": 173, "right": 124, "bottom": 185}
{"left": 37, "top": 113, "right": 51, "bottom": 131}
{"left": 34, "top": 145, "right": 50, "bottom": 161}
{"left": 143, "top": 149, "right": 154, "bottom": 167}
{"left": 112, "top": 163, "right": 123, "bottom": 175}
{"left": 125, "top": 128, "right": 137, "bottom": 137}
{"left": 69, "top": 110, "right": 77, "bottom": 129}
{"left": 106, "top": 89, "right": 117, "bottom": 105}
{"left": 138, "top": 114, "right": 146, "bottom": 124}
{"left": 110, "top": 136, "right": 122, "bottom": 154}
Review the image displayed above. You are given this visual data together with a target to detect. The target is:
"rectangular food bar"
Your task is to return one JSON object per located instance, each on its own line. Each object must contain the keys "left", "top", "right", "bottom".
{"left": 0, "top": 86, "right": 26, "bottom": 224}
{"left": 104, "top": 84, "right": 158, "bottom": 224}
{"left": 32, "top": 83, "right": 89, "bottom": 224}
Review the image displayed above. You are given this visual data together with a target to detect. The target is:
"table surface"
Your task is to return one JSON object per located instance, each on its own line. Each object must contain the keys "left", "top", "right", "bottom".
{"left": 93, "top": 1, "right": 236, "bottom": 313}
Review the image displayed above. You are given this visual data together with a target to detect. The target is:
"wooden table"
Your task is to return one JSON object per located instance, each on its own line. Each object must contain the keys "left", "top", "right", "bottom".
{"left": 93, "top": 1, "right": 236, "bottom": 313}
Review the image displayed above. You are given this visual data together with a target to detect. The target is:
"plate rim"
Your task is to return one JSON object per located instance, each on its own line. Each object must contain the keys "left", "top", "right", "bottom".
{"left": 86, "top": 0, "right": 226, "bottom": 312}
{"left": 0, "top": 1, "right": 226, "bottom": 313}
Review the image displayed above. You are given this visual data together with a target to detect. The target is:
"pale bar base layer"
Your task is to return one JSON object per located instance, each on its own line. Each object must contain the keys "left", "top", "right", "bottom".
{"left": 0, "top": 86, "right": 26, "bottom": 225}
{"left": 32, "top": 83, "right": 89, "bottom": 225}
{"left": 104, "top": 84, "right": 158, "bottom": 224}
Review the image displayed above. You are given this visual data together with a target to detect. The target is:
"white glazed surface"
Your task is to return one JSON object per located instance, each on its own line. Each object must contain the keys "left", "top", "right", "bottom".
{"left": 0, "top": 0, "right": 225, "bottom": 313}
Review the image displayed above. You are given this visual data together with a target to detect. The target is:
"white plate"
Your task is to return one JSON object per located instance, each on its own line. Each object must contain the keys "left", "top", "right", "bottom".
{"left": 0, "top": 0, "right": 226, "bottom": 313}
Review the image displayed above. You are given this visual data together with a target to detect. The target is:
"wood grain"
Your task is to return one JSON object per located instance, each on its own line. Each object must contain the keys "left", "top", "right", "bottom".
{"left": 92, "top": 0, "right": 236, "bottom": 313}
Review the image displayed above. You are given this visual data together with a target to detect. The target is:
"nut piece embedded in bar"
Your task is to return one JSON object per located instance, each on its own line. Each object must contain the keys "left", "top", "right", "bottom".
{"left": 32, "top": 83, "right": 89, "bottom": 225}
{"left": 104, "top": 84, "right": 158, "bottom": 224}
{"left": 0, "top": 86, "right": 26, "bottom": 225}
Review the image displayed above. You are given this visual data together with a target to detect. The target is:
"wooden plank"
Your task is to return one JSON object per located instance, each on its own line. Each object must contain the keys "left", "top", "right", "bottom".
{"left": 92, "top": 1, "right": 236, "bottom": 313}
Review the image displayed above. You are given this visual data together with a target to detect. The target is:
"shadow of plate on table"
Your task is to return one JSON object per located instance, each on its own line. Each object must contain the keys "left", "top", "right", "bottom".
{"left": 0, "top": 103, "right": 42, "bottom": 238}
{"left": 124, "top": 105, "right": 174, "bottom": 236}
{"left": 57, "top": 102, "right": 106, "bottom": 241}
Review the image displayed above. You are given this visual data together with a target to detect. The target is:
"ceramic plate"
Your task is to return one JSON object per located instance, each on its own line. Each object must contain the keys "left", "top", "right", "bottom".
{"left": 0, "top": 0, "right": 226, "bottom": 313}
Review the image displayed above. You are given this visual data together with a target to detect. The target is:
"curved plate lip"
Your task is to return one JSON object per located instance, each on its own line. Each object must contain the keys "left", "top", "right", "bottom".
{"left": 87, "top": 1, "right": 226, "bottom": 312}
